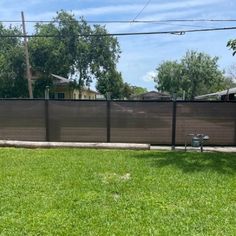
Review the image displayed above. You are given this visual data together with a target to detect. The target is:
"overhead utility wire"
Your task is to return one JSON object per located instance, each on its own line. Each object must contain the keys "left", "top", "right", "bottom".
{"left": 150, "top": 21, "right": 204, "bottom": 28}
{"left": 1, "top": 19, "right": 236, "bottom": 23}
{"left": 0, "top": 26, "right": 236, "bottom": 38}
{"left": 0, "top": 19, "right": 210, "bottom": 28}
{"left": 156, "top": 19, "right": 236, "bottom": 22}
{"left": 132, "top": 0, "right": 152, "bottom": 21}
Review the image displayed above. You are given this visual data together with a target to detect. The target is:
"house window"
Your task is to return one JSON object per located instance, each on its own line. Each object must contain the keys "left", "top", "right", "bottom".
{"left": 58, "top": 93, "right": 65, "bottom": 99}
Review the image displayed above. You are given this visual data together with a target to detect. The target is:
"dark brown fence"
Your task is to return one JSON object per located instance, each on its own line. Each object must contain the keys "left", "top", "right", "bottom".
{"left": 0, "top": 100, "right": 46, "bottom": 141}
{"left": 110, "top": 101, "right": 172, "bottom": 144}
{"left": 176, "top": 102, "right": 236, "bottom": 146}
{"left": 0, "top": 99, "right": 235, "bottom": 146}
{"left": 47, "top": 100, "right": 107, "bottom": 142}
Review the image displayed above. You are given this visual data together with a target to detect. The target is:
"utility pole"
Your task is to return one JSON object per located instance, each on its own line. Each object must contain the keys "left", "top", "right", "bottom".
{"left": 21, "top": 11, "right": 33, "bottom": 99}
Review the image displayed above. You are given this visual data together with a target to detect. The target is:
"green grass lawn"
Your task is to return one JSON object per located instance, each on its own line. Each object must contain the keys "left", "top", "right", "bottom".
{"left": 0, "top": 148, "right": 236, "bottom": 235}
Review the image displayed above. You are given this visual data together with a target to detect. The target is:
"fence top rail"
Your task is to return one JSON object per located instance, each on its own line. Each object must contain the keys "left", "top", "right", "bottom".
{"left": 175, "top": 100, "right": 236, "bottom": 103}
{"left": 109, "top": 100, "right": 236, "bottom": 103}
{"left": 0, "top": 98, "right": 235, "bottom": 103}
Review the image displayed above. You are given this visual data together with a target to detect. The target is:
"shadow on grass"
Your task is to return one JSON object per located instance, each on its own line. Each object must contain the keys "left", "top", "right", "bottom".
{"left": 133, "top": 151, "right": 236, "bottom": 175}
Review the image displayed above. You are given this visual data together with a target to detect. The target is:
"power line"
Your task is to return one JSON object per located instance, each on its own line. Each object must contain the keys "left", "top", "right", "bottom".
{"left": 132, "top": 0, "right": 152, "bottom": 22}
{"left": 0, "top": 19, "right": 209, "bottom": 28}
{"left": 158, "top": 19, "right": 236, "bottom": 22}
{"left": 150, "top": 21, "right": 204, "bottom": 28}
{"left": 1, "top": 19, "right": 236, "bottom": 24}
{"left": 0, "top": 26, "right": 236, "bottom": 38}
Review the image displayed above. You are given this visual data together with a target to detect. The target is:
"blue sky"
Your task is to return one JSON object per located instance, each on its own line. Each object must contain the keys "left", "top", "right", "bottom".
{"left": 0, "top": 0, "right": 236, "bottom": 90}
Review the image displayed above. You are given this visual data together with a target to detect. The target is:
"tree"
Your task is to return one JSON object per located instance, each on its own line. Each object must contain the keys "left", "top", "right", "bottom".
{"left": 29, "top": 11, "right": 121, "bottom": 98}
{"left": 96, "top": 69, "right": 124, "bottom": 99}
{"left": 0, "top": 24, "right": 28, "bottom": 98}
{"left": 122, "top": 84, "right": 148, "bottom": 99}
{"left": 154, "top": 50, "right": 226, "bottom": 99}
{"left": 90, "top": 25, "right": 120, "bottom": 77}
{"left": 227, "top": 64, "right": 236, "bottom": 81}
{"left": 222, "top": 65, "right": 236, "bottom": 89}
{"left": 0, "top": 12, "right": 121, "bottom": 98}
{"left": 130, "top": 86, "right": 148, "bottom": 95}
{"left": 122, "top": 82, "right": 133, "bottom": 99}
{"left": 96, "top": 71, "right": 148, "bottom": 100}
{"left": 154, "top": 61, "right": 184, "bottom": 98}
{"left": 227, "top": 39, "right": 236, "bottom": 56}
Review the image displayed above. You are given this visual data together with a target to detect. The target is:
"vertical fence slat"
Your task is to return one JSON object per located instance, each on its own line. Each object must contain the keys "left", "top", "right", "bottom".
{"left": 45, "top": 100, "right": 49, "bottom": 141}
{"left": 107, "top": 100, "right": 111, "bottom": 142}
{"left": 234, "top": 120, "right": 236, "bottom": 145}
{"left": 171, "top": 100, "right": 177, "bottom": 149}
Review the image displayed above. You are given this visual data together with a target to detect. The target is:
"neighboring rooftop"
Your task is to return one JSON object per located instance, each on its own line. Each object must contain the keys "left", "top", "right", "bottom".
{"left": 195, "top": 87, "right": 236, "bottom": 101}
{"left": 51, "top": 74, "right": 99, "bottom": 94}
{"left": 51, "top": 74, "right": 72, "bottom": 85}
{"left": 131, "top": 91, "right": 171, "bottom": 100}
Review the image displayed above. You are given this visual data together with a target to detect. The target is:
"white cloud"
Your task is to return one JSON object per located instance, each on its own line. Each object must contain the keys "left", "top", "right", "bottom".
{"left": 142, "top": 71, "right": 156, "bottom": 82}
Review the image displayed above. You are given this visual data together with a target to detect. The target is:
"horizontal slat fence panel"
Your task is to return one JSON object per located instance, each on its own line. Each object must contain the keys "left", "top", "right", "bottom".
{"left": 176, "top": 102, "right": 236, "bottom": 145}
{"left": 48, "top": 100, "right": 107, "bottom": 142}
{"left": 110, "top": 101, "right": 173, "bottom": 144}
{"left": 0, "top": 100, "right": 235, "bottom": 146}
{"left": 0, "top": 100, "right": 46, "bottom": 141}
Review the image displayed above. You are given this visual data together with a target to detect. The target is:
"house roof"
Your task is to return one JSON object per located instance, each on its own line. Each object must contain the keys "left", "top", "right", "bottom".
{"left": 51, "top": 74, "right": 100, "bottom": 94}
{"left": 131, "top": 91, "right": 171, "bottom": 99}
{"left": 195, "top": 87, "right": 236, "bottom": 99}
{"left": 51, "top": 74, "right": 70, "bottom": 84}
{"left": 142, "top": 91, "right": 170, "bottom": 97}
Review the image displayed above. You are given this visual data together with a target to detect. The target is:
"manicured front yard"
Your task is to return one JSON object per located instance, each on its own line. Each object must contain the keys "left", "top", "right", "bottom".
{"left": 0, "top": 148, "right": 236, "bottom": 235}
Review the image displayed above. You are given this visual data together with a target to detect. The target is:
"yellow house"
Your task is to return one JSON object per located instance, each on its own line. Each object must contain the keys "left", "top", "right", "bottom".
{"left": 51, "top": 74, "right": 102, "bottom": 100}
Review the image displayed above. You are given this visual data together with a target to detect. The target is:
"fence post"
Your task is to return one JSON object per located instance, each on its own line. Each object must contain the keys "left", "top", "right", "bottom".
{"left": 106, "top": 100, "right": 111, "bottom": 142}
{"left": 171, "top": 100, "right": 177, "bottom": 150}
{"left": 45, "top": 99, "right": 50, "bottom": 141}
{"left": 234, "top": 120, "right": 236, "bottom": 146}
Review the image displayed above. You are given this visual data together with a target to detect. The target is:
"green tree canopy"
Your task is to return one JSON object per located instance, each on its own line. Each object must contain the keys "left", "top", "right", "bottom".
{"left": 130, "top": 86, "right": 147, "bottom": 96}
{"left": 0, "top": 24, "right": 28, "bottom": 98}
{"left": 227, "top": 39, "right": 236, "bottom": 56}
{"left": 96, "top": 71, "right": 148, "bottom": 100}
{"left": 0, "top": 11, "right": 121, "bottom": 98}
{"left": 121, "top": 84, "right": 148, "bottom": 99}
{"left": 29, "top": 11, "right": 121, "bottom": 98}
{"left": 154, "top": 51, "right": 226, "bottom": 99}
{"left": 227, "top": 64, "right": 236, "bottom": 81}
{"left": 96, "top": 69, "right": 124, "bottom": 99}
